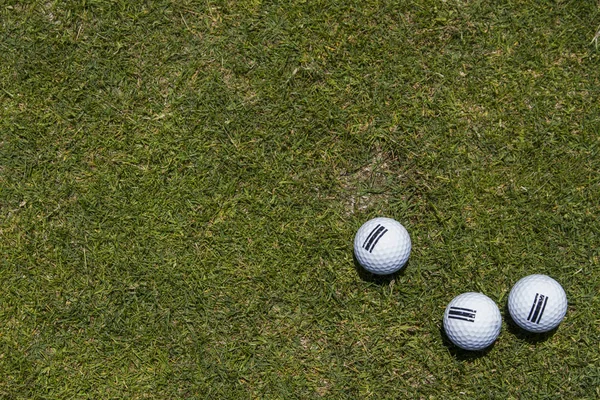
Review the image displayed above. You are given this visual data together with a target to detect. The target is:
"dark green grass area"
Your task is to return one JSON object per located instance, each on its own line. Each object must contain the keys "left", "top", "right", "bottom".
{"left": 1, "top": 0, "right": 599, "bottom": 398}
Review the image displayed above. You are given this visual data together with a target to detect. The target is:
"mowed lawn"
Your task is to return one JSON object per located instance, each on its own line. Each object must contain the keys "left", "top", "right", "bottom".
{"left": 1, "top": 0, "right": 599, "bottom": 398}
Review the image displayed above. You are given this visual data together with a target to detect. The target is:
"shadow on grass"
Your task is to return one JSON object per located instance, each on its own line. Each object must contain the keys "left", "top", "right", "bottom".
{"left": 438, "top": 324, "right": 495, "bottom": 361}
{"left": 352, "top": 253, "right": 409, "bottom": 285}
{"left": 503, "top": 303, "right": 558, "bottom": 344}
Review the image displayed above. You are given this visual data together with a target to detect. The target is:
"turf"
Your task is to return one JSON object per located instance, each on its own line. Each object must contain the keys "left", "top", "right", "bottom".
{"left": 1, "top": 0, "right": 599, "bottom": 398}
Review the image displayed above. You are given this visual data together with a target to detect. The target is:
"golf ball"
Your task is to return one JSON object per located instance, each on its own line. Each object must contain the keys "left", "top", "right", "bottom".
{"left": 353, "top": 217, "right": 411, "bottom": 275}
{"left": 507, "top": 274, "right": 567, "bottom": 333}
{"left": 443, "top": 292, "right": 502, "bottom": 351}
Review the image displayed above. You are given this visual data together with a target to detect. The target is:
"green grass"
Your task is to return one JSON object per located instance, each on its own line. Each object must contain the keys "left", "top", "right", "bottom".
{"left": 1, "top": 0, "right": 599, "bottom": 398}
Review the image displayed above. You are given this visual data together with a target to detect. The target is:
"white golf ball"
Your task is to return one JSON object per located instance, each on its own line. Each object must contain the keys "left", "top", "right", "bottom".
{"left": 443, "top": 292, "right": 502, "bottom": 351}
{"left": 353, "top": 217, "right": 411, "bottom": 275}
{"left": 507, "top": 274, "right": 567, "bottom": 333}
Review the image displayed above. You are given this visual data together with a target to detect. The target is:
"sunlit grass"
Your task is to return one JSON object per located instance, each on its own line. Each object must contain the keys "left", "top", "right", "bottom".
{"left": 1, "top": 1, "right": 599, "bottom": 398}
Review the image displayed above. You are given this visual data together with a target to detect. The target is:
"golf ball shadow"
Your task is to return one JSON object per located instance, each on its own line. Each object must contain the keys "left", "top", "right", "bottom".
{"left": 503, "top": 303, "right": 558, "bottom": 344}
{"left": 352, "top": 252, "right": 408, "bottom": 285}
{"left": 439, "top": 323, "right": 495, "bottom": 361}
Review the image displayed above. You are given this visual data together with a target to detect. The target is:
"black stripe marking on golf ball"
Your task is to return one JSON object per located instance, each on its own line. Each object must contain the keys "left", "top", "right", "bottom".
{"left": 362, "top": 224, "right": 381, "bottom": 250}
{"left": 538, "top": 296, "right": 549, "bottom": 324}
{"left": 527, "top": 293, "right": 548, "bottom": 324}
{"left": 368, "top": 228, "right": 388, "bottom": 252}
{"left": 527, "top": 293, "right": 539, "bottom": 321}
{"left": 362, "top": 225, "right": 388, "bottom": 253}
{"left": 448, "top": 307, "right": 476, "bottom": 322}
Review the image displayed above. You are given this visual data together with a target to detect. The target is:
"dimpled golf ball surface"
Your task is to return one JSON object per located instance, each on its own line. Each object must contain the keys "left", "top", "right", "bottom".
{"left": 443, "top": 292, "right": 502, "bottom": 351}
{"left": 353, "top": 217, "right": 411, "bottom": 275}
{"left": 508, "top": 274, "right": 567, "bottom": 333}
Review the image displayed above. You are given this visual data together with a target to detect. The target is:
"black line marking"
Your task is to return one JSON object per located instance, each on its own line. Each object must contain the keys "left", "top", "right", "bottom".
{"left": 449, "top": 310, "right": 476, "bottom": 319}
{"left": 362, "top": 224, "right": 382, "bottom": 250}
{"left": 527, "top": 293, "right": 539, "bottom": 321}
{"left": 363, "top": 225, "right": 387, "bottom": 253}
{"left": 450, "top": 307, "right": 477, "bottom": 313}
{"left": 368, "top": 228, "right": 388, "bottom": 252}
{"left": 448, "top": 307, "right": 476, "bottom": 322}
{"left": 529, "top": 294, "right": 546, "bottom": 323}
{"left": 365, "top": 226, "right": 386, "bottom": 252}
{"left": 448, "top": 315, "right": 475, "bottom": 322}
{"left": 535, "top": 296, "right": 549, "bottom": 324}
